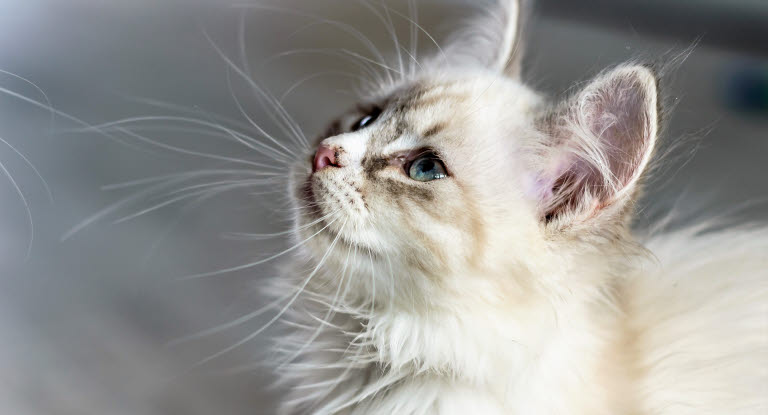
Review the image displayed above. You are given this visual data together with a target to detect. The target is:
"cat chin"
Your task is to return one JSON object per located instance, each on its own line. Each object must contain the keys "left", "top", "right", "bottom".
{"left": 296, "top": 210, "right": 383, "bottom": 263}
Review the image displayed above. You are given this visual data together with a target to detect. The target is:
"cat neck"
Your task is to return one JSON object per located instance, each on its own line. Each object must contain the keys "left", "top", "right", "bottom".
{"left": 318, "top": 256, "right": 625, "bottom": 381}
{"left": 280, "top": 250, "right": 637, "bottom": 413}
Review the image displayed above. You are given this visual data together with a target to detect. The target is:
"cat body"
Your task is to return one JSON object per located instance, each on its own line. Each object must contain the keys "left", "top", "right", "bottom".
{"left": 273, "top": 1, "right": 768, "bottom": 413}
{"left": 276, "top": 227, "right": 767, "bottom": 415}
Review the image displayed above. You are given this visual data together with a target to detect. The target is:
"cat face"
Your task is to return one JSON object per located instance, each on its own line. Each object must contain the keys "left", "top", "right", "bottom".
{"left": 287, "top": 0, "right": 660, "bottom": 304}
{"left": 291, "top": 75, "right": 545, "bottom": 287}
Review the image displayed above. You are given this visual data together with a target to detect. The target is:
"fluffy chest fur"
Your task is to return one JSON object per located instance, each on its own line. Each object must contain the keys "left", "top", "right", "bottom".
{"left": 276, "top": 229, "right": 767, "bottom": 415}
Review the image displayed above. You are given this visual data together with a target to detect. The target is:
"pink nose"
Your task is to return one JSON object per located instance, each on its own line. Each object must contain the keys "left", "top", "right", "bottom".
{"left": 313, "top": 144, "right": 340, "bottom": 172}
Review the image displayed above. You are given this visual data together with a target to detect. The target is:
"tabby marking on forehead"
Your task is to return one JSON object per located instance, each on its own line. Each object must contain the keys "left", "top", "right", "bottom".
{"left": 422, "top": 123, "right": 447, "bottom": 138}
{"left": 397, "top": 84, "right": 470, "bottom": 111}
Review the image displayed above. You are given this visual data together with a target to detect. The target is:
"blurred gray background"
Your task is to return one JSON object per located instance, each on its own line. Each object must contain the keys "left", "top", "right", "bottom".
{"left": 0, "top": 0, "right": 766, "bottom": 413}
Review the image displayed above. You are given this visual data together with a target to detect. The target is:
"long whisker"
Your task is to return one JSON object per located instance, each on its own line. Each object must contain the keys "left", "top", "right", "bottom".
{"left": 384, "top": 2, "right": 405, "bottom": 81}
{"left": 280, "top": 71, "right": 367, "bottom": 103}
{"left": 164, "top": 206, "right": 338, "bottom": 342}
{"left": 283, "top": 22, "right": 387, "bottom": 79}
{"left": 119, "top": 96, "right": 280, "bottom": 136}
{"left": 62, "top": 182, "right": 175, "bottom": 240}
{"left": 223, "top": 214, "right": 329, "bottom": 241}
{"left": 385, "top": 4, "right": 447, "bottom": 65}
{"left": 159, "top": 177, "right": 278, "bottom": 198}
{"left": 338, "top": 48, "right": 402, "bottom": 77}
{"left": 367, "top": 246, "right": 376, "bottom": 318}
{"left": 75, "top": 116, "right": 292, "bottom": 165}
{"left": 101, "top": 169, "right": 277, "bottom": 191}
{"left": 261, "top": 48, "right": 385, "bottom": 88}
{"left": 202, "top": 30, "right": 309, "bottom": 148}
{"left": 0, "top": 136, "right": 53, "bottom": 203}
{"left": 140, "top": 190, "right": 222, "bottom": 266}
{"left": 114, "top": 127, "right": 279, "bottom": 170}
{"left": 110, "top": 180, "right": 273, "bottom": 225}
{"left": 233, "top": 3, "right": 391, "bottom": 82}
{"left": 224, "top": 68, "right": 298, "bottom": 160}
{"left": 407, "top": 0, "right": 419, "bottom": 74}
{"left": 384, "top": 248, "right": 395, "bottom": 312}
{"left": 355, "top": 0, "right": 404, "bottom": 82}
{"left": 399, "top": 46, "right": 422, "bottom": 75}
{"left": 278, "top": 239, "right": 354, "bottom": 368}
{"left": 304, "top": 243, "right": 367, "bottom": 412}
{"left": 99, "top": 124, "right": 272, "bottom": 146}
{"left": 0, "top": 69, "right": 55, "bottom": 129}
{"left": 62, "top": 171, "right": 246, "bottom": 241}
{"left": 167, "top": 290, "right": 294, "bottom": 347}
{"left": 177, "top": 213, "right": 341, "bottom": 280}
{"left": 189, "top": 219, "right": 348, "bottom": 369}
{"left": 0, "top": 86, "right": 152, "bottom": 150}
{"left": 237, "top": 11, "right": 253, "bottom": 81}
{"left": 0, "top": 148, "right": 34, "bottom": 260}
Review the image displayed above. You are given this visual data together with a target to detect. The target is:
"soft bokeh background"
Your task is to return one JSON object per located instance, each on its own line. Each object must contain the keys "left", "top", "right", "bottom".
{"left": 0, "top": 0, "right": 766, "bottom": 413}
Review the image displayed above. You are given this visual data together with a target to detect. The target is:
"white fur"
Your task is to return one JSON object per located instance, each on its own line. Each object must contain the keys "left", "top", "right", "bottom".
{"left": 273, "top": 1, "right": 768, "bottom": 414}
{"left": 632, "top": 228, "right": 768, "bottom": 415}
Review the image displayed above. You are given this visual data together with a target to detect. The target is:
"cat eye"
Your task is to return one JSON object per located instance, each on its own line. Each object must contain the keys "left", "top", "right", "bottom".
{"left": 351, "top": 107, "right": 382, "bottom": 132}
{"left": 408, "top": 155, "right": 448, "bottom": 182}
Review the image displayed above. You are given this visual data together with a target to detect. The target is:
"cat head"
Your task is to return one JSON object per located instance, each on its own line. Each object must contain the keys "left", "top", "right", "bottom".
{"left": 288, "top": 0, "right": 660, "bottom": 306}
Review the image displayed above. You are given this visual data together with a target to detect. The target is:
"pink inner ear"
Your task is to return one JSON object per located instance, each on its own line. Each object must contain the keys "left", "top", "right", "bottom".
{"left": 587, "top": 76, "right": 654, "bottom": 193}
{"left": 537, "top": 66, "right": 658, "bottom": 221}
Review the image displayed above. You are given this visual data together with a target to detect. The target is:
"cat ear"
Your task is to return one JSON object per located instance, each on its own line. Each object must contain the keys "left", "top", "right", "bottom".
{"left": 531, "top": 65, "right": 660, "bottom": 227}
{"left": 442, "top": 0, "right": 524, "bottom": 77}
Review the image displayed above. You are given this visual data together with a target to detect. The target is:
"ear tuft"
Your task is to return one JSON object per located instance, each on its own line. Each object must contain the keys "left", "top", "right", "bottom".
{"left": 441, "top": 0, "right": 524, "bottom": 76}
{"left": 534, "top": 64, "right": 660, "bottom": 226}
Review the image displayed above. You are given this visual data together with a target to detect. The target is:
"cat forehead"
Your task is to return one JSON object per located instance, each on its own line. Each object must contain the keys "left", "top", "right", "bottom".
{"left": 369, "top": 76, "right": 541, "bottom": 145}
{"left": 384, "top": 75, "right": 536, "bottom": 117}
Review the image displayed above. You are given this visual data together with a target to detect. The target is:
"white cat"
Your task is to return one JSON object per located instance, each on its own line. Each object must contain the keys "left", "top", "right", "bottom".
{"left": 272, "top": 0, "right": 768, "bottom": 414}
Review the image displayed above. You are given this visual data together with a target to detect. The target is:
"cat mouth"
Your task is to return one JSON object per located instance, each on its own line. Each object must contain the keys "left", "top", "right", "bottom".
{"left": 300, "top": 179, "right": 376, "bottom": 255}
{"left": 304, "top": 205, "right": 374, "bottom": 255}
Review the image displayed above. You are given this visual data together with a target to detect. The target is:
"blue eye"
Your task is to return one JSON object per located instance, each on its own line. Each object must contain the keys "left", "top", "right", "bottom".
{"left": 408, "top": 156, "right": 448, "bottom": 182}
